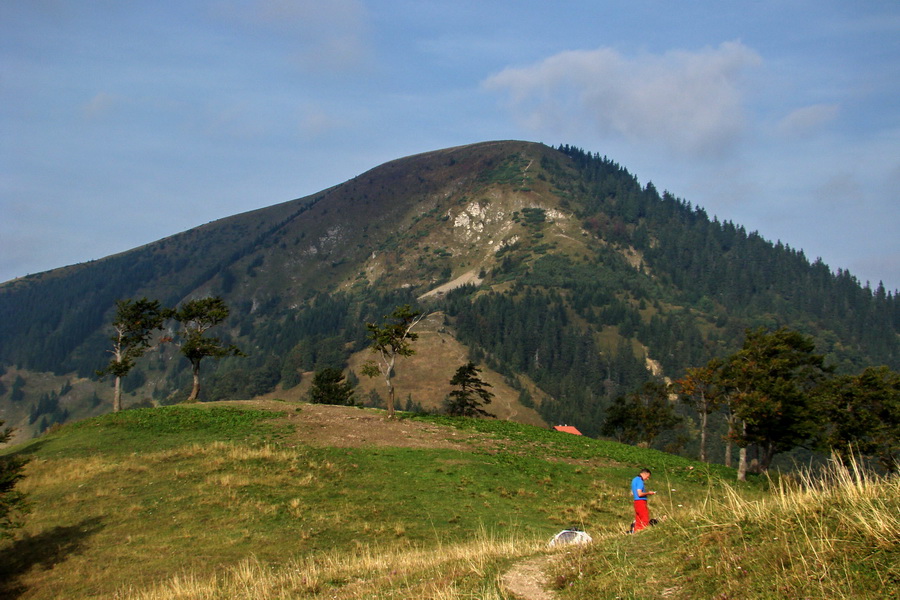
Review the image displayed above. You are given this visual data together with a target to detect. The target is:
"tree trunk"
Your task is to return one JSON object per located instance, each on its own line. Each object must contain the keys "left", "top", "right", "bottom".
{"left": 113, "top": 375, "right": 122, "bottom": 412}
{"left": 699, "top": 410, "right": 708, "bottom": 463}
{"left": 737, "top": 421, "right": 748, "bottom": 481}
{"left": 186, "top": 361, "right": 201, "bottom": 403}
{"left": 384, "top": 356, "right": 396, "bottom": 418}
{"left": 760, "top": 442, "right": 775, "bottom": 472}
{"left": 386, "top": 382, "right": 395, "bottom": 418}
{"left": 724, "top": 414, "right": 734, "bottom": 468}
{"left": 112, "top": 339, "right": 124, "bottom": 412}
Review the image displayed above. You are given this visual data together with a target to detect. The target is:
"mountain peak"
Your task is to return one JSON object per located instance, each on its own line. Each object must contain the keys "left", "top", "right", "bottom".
{"left": 1, "top": 141, "right": 896, "bottom": 442}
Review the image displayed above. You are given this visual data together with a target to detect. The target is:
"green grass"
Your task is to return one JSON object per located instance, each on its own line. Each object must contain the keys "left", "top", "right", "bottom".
{"left": 7, "top": 403, "right": 892, "bottom": 599}
{"left": 548, "top": 457, "right": 900, "bottom": 599}
{"left": 417, "top": 414, "right": 739, "bottom": 480}
{"left": 14, "top": 405, "right": 284, "bottom": 459}
{"left": 0, "top": 401, "right": 777, "bottom": 599}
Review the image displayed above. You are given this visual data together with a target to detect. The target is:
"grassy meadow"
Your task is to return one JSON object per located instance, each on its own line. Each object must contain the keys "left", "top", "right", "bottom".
{"left": 1, "top": 401, "right": 895, "bottom": 599}
{"left": 549, "top": 455, "right": 900, "bottom": 599}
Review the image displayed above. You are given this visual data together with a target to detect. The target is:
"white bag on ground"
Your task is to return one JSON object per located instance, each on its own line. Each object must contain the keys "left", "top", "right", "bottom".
{"left": 548, "top": 529, "right": 593, "bottom": 547}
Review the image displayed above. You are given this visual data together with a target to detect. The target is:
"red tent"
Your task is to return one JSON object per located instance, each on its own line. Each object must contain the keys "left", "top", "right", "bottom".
{"left": 553, "top": 425, "right": 582, "bottom": 436}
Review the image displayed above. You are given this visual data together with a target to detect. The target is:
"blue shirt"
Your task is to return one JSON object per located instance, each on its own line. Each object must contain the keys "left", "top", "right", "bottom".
{"left": 632, "top": 475, "right": 647, "bottom": 501}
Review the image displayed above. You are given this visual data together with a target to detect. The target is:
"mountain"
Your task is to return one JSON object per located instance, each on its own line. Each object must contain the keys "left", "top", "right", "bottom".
{"left": 1, "top": 140, "right": 898, "bottom": 444}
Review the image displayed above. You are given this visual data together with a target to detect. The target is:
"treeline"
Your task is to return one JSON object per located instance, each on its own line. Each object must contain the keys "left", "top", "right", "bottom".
{"left": 0, "top": 195, "right": 321, "bottom": 379}
{"left": 607, "top": 327, "right": 900, "bottom": 475}
{"left": 445, "top": 285, "right": 648, "bottom": 436}
{"left": 2, "top": 142, "right": 898, "bottom": 453}
{"left": 28, "top": 391, "right": 70, "bottom": 432}
{"left": 138, "top": 289, "right": 419, "bottom": 405}
{"left": 517, "top": 252, "right": 721, "bottom": 376}
{"left": 14, "top": 379, "right": 90, "bottom": 434}
{"left": 555, "top": 144, "right": 900, "bottom": 371}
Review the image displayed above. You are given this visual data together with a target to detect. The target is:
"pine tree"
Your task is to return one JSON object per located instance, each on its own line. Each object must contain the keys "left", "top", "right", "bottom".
{"left": 719, "top": 327, "right": 831, "bottom": 478}
{"left": 97, "top": 298, "right": 171, "bottom": 412}
{"left": 673, "top": 361, "right": 723, "bottom": 463}
{"left": 445, "top": 362, "right": 495, "bottom": 418}
{"left": 601, "top": 381, "right": 681, "bottom": 447}
{"left": 309, "top": 368, "right": 355, "bottom": 406}
{"left": 819, "top": 365, "right": 900, "bottom": 472}
{"left": 174, "top": 297, "right": 243, "bottom": 403}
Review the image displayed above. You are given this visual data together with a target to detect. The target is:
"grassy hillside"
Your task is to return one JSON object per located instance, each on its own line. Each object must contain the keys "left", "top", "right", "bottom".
{"left": 549, "top": 458, "right": 900, "bottom": 599}
{"left": 5, "top": 402, "right": 896, "bottom": 599}
{"left": 2, "top": 141, "right": 898, "bottom": 468}
{"left": 2, "top": 400, "right": 746, "bottom": 599}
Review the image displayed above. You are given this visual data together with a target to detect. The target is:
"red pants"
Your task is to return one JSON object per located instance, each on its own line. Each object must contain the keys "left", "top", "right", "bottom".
{"left": 633, "top": 500, "right": 650, "bottom": 532}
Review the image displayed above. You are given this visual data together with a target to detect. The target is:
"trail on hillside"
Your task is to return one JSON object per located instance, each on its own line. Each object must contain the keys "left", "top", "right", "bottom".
{"left": 222, "top": 400, "right": 570, "bottom": 599}
{"left": 502, "top": 554, "right": 557, "bottom": 600}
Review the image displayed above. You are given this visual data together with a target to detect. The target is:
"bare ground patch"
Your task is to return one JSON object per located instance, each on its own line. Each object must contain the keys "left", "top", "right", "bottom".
{"left": 216, "top": 399, "right": 498, "bottom": 451}
{"left": 502, "top": 554, "right": 557, "bottom": 600}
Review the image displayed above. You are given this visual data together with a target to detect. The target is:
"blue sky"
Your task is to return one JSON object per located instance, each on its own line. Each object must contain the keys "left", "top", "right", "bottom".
{"left": 2, "top": 1, "right": 899, "bottom": 291}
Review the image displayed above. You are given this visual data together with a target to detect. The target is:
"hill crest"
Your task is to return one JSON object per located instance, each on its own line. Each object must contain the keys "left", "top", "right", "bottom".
{"left": 1, "top": 140, "right": 897, "bottom": 446}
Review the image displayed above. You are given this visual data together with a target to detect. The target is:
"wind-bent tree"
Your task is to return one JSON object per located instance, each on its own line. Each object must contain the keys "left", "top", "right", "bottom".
{"left": 0, "top": 419, "right": 29, "bottom": 539}
{"left": 445, "top": 362, "right": 495, "bottom": 417}
{"left": 720, "top": 327, "right": 831, "bottom": 479}
{"left": 174, "top": 297, "right": 243, "bottom": 402}
{"left": 97, "top": 298, "right": 170, "bottom": 412}
{"left": 361, "top": 304, "right": 424, "bottom": 418}
{"left": 673, "top": 360, "right": 723, "bottom": 463}
{"left": 820, "top": 365, "right": 900, "bottom": 472}
{"left": 309, "top": 368, "right": 355, "bottom": 406}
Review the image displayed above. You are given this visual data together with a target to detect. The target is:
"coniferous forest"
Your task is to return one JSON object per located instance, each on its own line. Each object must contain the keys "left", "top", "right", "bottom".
{"left": 1, "top": 141, "right": 897, "bottom": 466}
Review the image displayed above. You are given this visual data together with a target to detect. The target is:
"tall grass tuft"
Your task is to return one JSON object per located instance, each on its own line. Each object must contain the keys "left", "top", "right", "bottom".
{"left": 553, "top": 454, "right": 900, "bottom": 599}
{"left": 115, "top": 528, "right": 541, "bottom": 599}
{"left": 696, "top": 455, "right": 900, "bottom": 598}
{"left": 712, "top": 453, "right": 899, "bottom": 549}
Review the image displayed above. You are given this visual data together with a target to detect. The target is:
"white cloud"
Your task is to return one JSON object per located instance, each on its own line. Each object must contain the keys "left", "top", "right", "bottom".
{"left": 483, "top": 41, "right": 762, "bottom": 158}
{"left": 776, "top": 104, "right": 839, "bottom": 139}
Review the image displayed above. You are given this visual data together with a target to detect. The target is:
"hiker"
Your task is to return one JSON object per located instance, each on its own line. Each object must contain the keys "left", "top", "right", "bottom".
{"left": 631, "top": 468, "right": 656, "bottom": 532}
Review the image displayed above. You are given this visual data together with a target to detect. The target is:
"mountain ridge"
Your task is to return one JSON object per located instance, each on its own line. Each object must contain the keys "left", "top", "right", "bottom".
{"left": 1, "top": 140, "right": 897, "bottom": 446}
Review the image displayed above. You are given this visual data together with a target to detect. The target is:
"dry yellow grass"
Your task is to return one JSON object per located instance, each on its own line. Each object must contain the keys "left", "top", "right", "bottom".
{"left": 543, "top": 454, "right": 899, "bottom": 600}
{"left": 115, "top": 529, "right": 543, "bottom": 600}
{"left": 675, "top": 455, "right": 900, "bottom": 599}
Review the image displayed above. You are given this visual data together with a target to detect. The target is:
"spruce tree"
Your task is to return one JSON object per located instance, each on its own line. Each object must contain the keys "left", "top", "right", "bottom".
{"left": 445, "top": 362, "right": 495, "bottom": 418}
{"left": 309, "top": 368, "right": 355, "bottom": 406}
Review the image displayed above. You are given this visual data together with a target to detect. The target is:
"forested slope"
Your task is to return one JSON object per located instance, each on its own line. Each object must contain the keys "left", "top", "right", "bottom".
{"left": 1, "top": 141, "right": 897, "bottom": 446}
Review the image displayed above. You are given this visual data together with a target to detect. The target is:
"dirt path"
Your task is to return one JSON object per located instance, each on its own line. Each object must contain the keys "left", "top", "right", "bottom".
{"left": 417, "top": 269, "right": 484, "bottom": 299}
{"left": 502, "top": 554, "right": 557, "bottom": 600}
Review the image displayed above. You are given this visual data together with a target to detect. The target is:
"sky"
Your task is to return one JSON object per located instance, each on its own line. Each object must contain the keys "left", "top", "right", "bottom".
{"left": 2, "top": 1, "right": 899, "bottom": 292}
